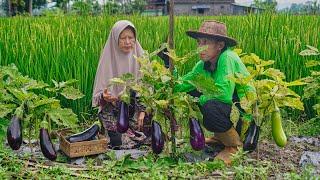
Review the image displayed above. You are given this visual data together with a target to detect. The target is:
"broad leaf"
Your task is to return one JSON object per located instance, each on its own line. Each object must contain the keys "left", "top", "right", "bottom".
{"left": 299, "top": 49, "right": 320, "bottom": 56}
{"left": 6, "top": 87, "right": 36, "bottom": 102}
{"left": 47, "top": 108, "right": 77, "bottom": 128}
{"left": 305, "top": 60, "right": 320, "bottom": 68}
{"left": 29, "top": 97, "right": 60, "bottom": 110}
{"left": 263, "top": 68, "right": 285, "bottom": 80}
{"left": 60, "top": 86, "right": 84, "bottom": 100}
{"left": 230, "top": 103, "right": 240, "bottom": 127}
{"left": 277, "top": 97, "right": 304, "bottom": 111}
{"left": 0, "top": 104, "right": 16, "bottom": 118}
{"left": 110, "top": 78, "right": 126, "bottom": 85}
{"left": 25, "top": 80, "right": 48, "bottom": 90}
{"left": 259, "top": 60, "right": 275, "bottom": 67}
{"left": 285, "top": 79, "right": 307, "bottom": 87}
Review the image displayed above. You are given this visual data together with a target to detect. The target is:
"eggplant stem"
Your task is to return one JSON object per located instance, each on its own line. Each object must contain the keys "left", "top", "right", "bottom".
{"left": 29, "top": 120, "right": 33, "bottom": 156}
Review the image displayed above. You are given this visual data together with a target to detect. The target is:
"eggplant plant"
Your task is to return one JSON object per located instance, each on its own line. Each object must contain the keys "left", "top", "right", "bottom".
{"left": 0, "top": 64, "right": 83, "bottom": 155}
{"left": 300, "top": 45, "right": 320, "bottom": 118}
{"left": 109, "top": 45, "right": 209, "bottom": 156}
{"left": 228, "top": 49, "right": 306, "bottom": 147}
{"left": 299, "top": 45, "right": 320, "bottom": 136}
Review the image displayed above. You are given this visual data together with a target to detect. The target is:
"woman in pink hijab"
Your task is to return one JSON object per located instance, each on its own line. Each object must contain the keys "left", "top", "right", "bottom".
{"left": 92, "top": 20, "right": 148, "bottom": 149}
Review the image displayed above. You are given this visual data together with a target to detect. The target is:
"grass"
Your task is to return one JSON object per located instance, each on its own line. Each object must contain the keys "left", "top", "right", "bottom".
{"left": 1, "top": 138, "right": 318, "bottom": 179}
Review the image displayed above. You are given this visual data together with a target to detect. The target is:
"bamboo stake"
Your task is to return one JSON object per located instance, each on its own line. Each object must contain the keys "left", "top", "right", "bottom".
{"left": 168, "top": 0, "right": 176, "bottom": 157}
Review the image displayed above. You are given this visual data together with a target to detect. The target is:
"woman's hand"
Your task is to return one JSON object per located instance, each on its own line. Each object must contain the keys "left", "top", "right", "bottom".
{"left": 103, "top": 89, "right": 118, "bottom": 103}
{"left": 137, "top": 111, "right": 145, "bottom": 132}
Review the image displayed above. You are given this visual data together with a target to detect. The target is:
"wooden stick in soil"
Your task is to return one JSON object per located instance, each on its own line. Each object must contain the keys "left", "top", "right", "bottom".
{"left": 253, "top": 102, "right": 260, "bottom": 160}
{"left": 168, "top": 0, "right": 176, "bottom": 157}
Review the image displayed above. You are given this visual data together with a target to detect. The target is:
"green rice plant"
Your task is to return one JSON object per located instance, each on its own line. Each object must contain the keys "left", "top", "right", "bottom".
{"left": 0, "top": 14, "right": 319, "bottom": 121}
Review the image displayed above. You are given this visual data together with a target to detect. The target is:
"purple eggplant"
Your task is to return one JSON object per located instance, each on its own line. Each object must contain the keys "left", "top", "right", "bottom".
{"left": 189, "top": 118, "right": 205, "bottom": 151}
{"left": 66, "top": 124, "right": 100, "bottom": 143}
{"left": 243, "top": 121, "right": 260, "bottom": 153}
{"left": 7, "top": 116, "right": 23, "bottom": 150}
{"left": 40, "top": 128, "right": 57, "bottom": 161}
{"left": 151, "top": 121, "right": 164, "bottom": 154}
{"left": 117, "top": 101, "right": 129, "bottom": 133}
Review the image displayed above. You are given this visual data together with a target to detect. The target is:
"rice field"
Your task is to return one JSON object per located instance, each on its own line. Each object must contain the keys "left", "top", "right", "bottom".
{"left": 0, "top": 14, "right": 319, "bottom": 119}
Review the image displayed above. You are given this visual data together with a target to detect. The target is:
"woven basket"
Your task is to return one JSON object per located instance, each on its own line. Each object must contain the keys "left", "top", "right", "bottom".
{"left": 58, "top": 128, "right": 108, "bottom": 158}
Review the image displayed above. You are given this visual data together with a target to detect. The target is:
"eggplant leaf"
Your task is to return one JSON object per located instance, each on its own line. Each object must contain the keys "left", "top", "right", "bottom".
{"left": 0, "top": 104, "right": 16, "bottom": 118}
{"left": 25, "top": 80, "right": 48, "bottom": 90}
{"left": 47, "top": 108, "right": 77, "bottom": 128}
{"left": 230, "top": 103, "right": 240, "bottom": 127}
{"left": 60, "top": 86, "right": 84, "bottom": 100}
{"left": 29, "top": 97, "right": 60, "bottom": 110}
{"left": 263, "top": 68, "right": 286, "bottom": 80}
{"left": 277, "top": 97, "right": 304, "bottom": 111}
{"left": 305, "top": 60, "right": 320, "bottom": 68}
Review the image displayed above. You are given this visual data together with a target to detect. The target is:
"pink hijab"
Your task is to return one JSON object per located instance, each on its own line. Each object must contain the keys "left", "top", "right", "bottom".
{"left": 92, "top": 20, "right": 144, "bottom": 107}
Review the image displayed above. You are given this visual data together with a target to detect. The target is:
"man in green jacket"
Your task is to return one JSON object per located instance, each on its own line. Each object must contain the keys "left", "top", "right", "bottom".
{"left": 175, "top": 20, "right": 255, "bottom": 165}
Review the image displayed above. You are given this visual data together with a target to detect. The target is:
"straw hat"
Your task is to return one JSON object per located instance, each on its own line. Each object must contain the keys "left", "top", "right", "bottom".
{"left": 186, "top": 20, "right": 237, "bottom": 47}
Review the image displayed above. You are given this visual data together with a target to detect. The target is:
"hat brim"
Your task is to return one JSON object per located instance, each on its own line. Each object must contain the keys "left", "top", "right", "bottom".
{"left": 186, "top": 31, "right": 237, "bottom": 47}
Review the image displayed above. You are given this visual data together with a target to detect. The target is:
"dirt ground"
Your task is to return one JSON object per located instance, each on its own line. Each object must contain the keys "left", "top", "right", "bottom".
{"left": 249, "top": 137, "right": 320, "bottom": 174}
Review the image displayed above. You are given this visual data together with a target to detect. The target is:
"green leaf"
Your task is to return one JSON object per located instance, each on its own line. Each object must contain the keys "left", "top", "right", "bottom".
{"left": 63, "top": 79, "right": 79, "bottom": 86}
{"left": 25, "top": 80, "right": 48, "bottom": 90}
{"left": 312, "top": 104, "right": 320, "bottom": 116}
{"left": 240, "top": 54, "right": 258, "bottom": 65}
{"left": 188, "top": 73, "right": 221, "bottom": 95}
{"left": 29, "top": 97, "right": 60, "bottom": 110}
{"left": 278, "top": 86, "right": 301, "bottom": 98}
{"left": 155, "top": 100, "right": 169, "bottom": 109}
{"left": 0, "top": 104, "right": 16, "bottom": 118}
{"left": 233, "top": 48, "right": 243, "bottom": 55}
{"left": 311, "top": 71, "right": 320, "bottom": 76}
{"left": 160, "top": 75, "right": 171, "bottom": 83}
{"left": 299, "top": 49, "right": 320, "bottom": 56}
{"left": 277, "top": 97, "right": 304, "bottom": 111}
{"left": 0, "top": 90, "right": 15, "bottom": 102}
{"left": 6, "top": 87, "right": 36, "bottom": 102}
{"left": 306, "top": 45, "right": 319, "bottom": 52}
{"left": 303, "top": 82, "right": 318, "bottom": 99}
{"left": 52, "top": 79, "right": 59, "bottom": 88}
{"left": 305, "top": 60, "right": 320, "bottom": 68}
{"left": 60, "top": 87, "right": 84, "bottom": 100}
{"left": 110, "top": 78, "right": 126, "bottom": 85}
{"left": 47, "top": 108, "right": 77, "bottom": 128}
{"left": 45, "top": 87, "right": 56, "bottom": 92}
{"left": 228, "top": 73, "right": 255, "bottom": 85}
{"left": 259, "top": 60, "right": 275, "bottom": 67}
{"left": 120, "top": 92, "right": 130, "bottom": 104}
{"left": 230, "top": 103, "right": 240, "bottom": 127}
{"left": 0, "top": 118, "right": 10, "bottom": 139}
{"left": 285, "top": 79, "right": 307, "bottom": 87}
{"left": 239, "top": 91, "right": 256, "bottom": 113}
{"left": 263, "top": 68, "right": 285, "bottom": 80}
